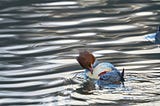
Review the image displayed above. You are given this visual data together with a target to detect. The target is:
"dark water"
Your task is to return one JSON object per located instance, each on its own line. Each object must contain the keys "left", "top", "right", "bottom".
{"left": 0, "top": 0, "right": 160, "bottom": 106}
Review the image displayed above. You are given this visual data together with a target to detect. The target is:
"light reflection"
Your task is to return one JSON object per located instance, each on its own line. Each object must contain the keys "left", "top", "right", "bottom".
{"left": 34, "top": 1, "right": 77, "bottom": 6}
{"left": 131, "top": 4, "right": 148, "bottom": 10}
{"left": 39, "top": 21, "right": 79, "bottom": 27}
{"left": 47, "top": 59, "right": 76, "bottom": 64}
{"left": 120, "top": 60, "right": 160, "bottom": 65}
{"left": 57, "top": 24, "right": 138, "bottom": 33}
{"left": 0, "top": 69, "right": 43, "bottom": 76}
{"left": 0, "top": 81, "right": 45, "bottom": 88}
{"left": 117, "top": 65, "right": 147, "bottom": 70}
{"left": 37, "top": 6, "right": 79, "bottom": 9}
{"left": 124, "top": 48, "right": 160, "bottom": 54}
{"left": 0, "top": 18, "right": 3, "bottom": 21}
{"left": 66, "top": 100, "right": 89, "bottom": 106}
{"left": 31, "top": 85, "right": 78, "bottom": 96}
{"left": 78, "top": 0, "right": 107, "bottom": 7}
{"left": 134, "top": 12, "right": 156, "bottom": 16}
{"left": 0, "top": 45, "right": 29, "bottom": 50}
{"left": 37, "top": 17, "right": 109, "bottom": 27}
{"left": 98, "top": 25, "right": 137, "bottom": 31}
{"left": 32, "top": 64, "right": 62, "bottom": 70}
{"left": 89, "top": 36, "right": 145, "bottom": 45}
{"left": 19, "top": 14, "right": 50, "bottom": 18}
{"left": 0, "top": 29, "right": 43, "bottom": 32}
{"left": 133, "top": 101, "right": 160, "bottom": 106}
{"left": 0, "top": 96, "right": 57, "bottom": 104}
{"left": 0, "top": 54, "right": 15, "bottom": 57}
{"left": 70, "top": 32, "right": 96, "bottom": 37}
{"left": 51, "top": 40, "right": 79, "bottom": 44}
{"left": 47, "top": 80, "right": 65, "bottom": 86}
{"left": 9, "top": 46, "right": 60, "bottom": 55}
{"left": 93, "top": 50, "right": 120, "bottom": 54}
{"left": 71, "top": 91, "right": 149, "bottom": 103}
{"left": 81, "top": 17, "right": 110, "bottom": 22}
{"left": 0, "top": 34, "right": 16, "bottom": 38}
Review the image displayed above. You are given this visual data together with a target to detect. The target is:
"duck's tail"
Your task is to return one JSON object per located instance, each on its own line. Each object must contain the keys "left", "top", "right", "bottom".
{"left": 120, "top": 68, "right": 125, "bottom": 82}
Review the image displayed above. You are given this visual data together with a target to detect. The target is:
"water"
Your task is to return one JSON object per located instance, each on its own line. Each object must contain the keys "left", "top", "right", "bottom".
{"left": 0, "top": 0, "right": 160, "bottom": 106}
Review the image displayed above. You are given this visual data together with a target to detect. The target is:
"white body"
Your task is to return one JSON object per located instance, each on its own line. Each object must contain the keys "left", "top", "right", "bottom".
{"left": 86, "top": 62, "right": 115, "bottom": 79}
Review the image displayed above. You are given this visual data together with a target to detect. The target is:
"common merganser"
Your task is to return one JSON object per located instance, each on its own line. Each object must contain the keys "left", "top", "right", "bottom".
{"left": 76, "top": 51, "right": 124, "bottom": 85}
{"left": 145, "top": 26, "right": 160, "bottom": 45}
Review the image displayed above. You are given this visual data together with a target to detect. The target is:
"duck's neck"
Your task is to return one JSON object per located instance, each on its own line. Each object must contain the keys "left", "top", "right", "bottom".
{"left": 92, "top": 60, "right": 99, "bottom": 68}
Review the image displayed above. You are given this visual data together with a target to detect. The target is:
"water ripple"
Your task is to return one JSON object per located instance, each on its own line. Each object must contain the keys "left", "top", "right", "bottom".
{"left": 0, "top": 0, "right": 160, "bottom": 106}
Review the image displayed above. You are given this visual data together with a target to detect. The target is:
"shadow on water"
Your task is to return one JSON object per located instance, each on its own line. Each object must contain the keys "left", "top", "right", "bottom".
{"left": 0, "top": 0, "right": 160, "bottom": 106}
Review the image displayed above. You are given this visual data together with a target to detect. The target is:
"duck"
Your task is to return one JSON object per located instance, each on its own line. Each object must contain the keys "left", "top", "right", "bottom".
{"left": 145, "top": 26, "right": 160, "bottom": 45}
{"left": 76, "top": 51, "right": 124, "bottom": 85}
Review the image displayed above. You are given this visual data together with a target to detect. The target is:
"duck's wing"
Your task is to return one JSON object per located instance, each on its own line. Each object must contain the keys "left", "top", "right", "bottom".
{"left": 99, "top": 70, "right": 121, "bottom": 83}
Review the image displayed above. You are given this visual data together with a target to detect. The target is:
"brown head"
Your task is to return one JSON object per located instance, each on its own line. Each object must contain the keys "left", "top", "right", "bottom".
{"left": 76, "top": 51, "right": 95, "bottom": 74}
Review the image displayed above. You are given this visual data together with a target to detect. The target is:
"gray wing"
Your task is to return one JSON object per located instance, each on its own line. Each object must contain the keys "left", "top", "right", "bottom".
{"left": 98, "top": 70, "right": 121, "bottom": 85}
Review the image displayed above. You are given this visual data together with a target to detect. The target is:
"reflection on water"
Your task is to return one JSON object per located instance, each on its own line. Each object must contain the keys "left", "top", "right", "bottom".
{"left": 0, "top": 0, "right": 160, "bottom": 106}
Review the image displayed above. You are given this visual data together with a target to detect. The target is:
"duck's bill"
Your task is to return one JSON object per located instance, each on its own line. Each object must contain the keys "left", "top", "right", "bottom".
{"left": 88, "top": 67, "right": 93, "bottom": 74}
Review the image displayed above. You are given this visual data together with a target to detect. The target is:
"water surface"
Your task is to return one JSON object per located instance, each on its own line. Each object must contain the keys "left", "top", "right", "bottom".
{"left": 0, "top": 0, "right": 160, "bottom": 106}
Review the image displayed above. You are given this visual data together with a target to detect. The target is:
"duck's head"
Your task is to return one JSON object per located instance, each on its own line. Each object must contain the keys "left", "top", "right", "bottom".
{"left": 76, "top": 51, "right": 95, "bottom": 74}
